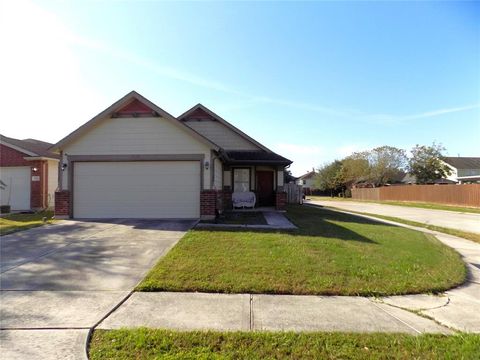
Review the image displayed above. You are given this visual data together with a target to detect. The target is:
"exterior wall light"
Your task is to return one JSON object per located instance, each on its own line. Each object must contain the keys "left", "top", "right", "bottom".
{"left": 32, "top": 167, "right": 38, "bottom": 172}
{"left": 204, "top": 161, "right": 210, "bottom": 170}
{"left": 61, "top": 163, "right": 68, "bottom": 171}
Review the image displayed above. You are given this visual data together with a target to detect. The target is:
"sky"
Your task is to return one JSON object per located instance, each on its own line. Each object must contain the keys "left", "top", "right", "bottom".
{"left": 0, "top": 0, "right": 478, "bottom": 176}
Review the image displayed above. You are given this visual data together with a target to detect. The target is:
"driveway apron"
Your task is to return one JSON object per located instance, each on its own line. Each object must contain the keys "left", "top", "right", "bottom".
{"left": 0, "top": 219, "right": 193, "bottom": 360}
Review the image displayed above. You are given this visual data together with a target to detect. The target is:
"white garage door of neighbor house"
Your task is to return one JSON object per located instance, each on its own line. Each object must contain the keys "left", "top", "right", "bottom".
{"left": 73, "top": 161, "right": 200, "bottom": 219}
{"left": 0, "top": 166, "right": 31, "bottom": 210}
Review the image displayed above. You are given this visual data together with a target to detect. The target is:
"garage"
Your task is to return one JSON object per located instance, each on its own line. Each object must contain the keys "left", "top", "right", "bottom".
{"left": 0, "top": 166, "right": 31, "bottom": 210}
{"left": 73, "top": 161, "right": 200, "bottom": 219}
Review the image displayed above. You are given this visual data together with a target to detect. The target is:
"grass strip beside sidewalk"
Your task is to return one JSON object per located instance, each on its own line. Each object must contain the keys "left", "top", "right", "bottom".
{"left": 90, "top": 329, "right": 480, "bottom": 360}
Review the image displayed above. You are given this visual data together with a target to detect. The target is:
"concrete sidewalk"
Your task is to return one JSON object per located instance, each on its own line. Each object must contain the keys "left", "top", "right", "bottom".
{"left": 196, "top": 211, "right": 296, "bottom": 230}
{"left": 98, "top": 292, "right": 451, "bottom": 334}
{"left": 98, "top": 212, "right": 480, "bottom": 335}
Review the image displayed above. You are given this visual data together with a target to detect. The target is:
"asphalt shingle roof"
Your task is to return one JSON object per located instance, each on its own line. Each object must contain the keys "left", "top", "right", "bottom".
{"left": 0, "top": 134, "right": 59, "bottom": 159}
{"left": 442, "top": 157, "right": 480, "bottom": 170}
{"left": 223, "top": 150, "right": 292, "bottom": 165}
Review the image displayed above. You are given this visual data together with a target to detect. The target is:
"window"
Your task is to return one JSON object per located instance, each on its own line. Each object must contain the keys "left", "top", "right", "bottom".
{"left": 233, "top": 168, "right": 250, "bottom": 192}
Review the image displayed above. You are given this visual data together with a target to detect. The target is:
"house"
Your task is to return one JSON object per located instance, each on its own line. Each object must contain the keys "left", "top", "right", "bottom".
{"left": 442, "top": 157, "right": 480, "bottom": 184}
{"left": 296, "top": 169, "right": 317, "bottom": 195}
{"left": 0, "top": 135, "right": 59, "bottom": 211}
{"left": 51, "top": 91, "right": 292, "bottom": 219}
{"left": 398, "top": 157, "right": 480, "bottom": 185}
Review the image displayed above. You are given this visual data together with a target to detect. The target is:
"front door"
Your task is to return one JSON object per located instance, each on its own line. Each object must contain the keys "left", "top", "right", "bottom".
{"left": 256, "top": 171, "right": 274, "bottom": 206}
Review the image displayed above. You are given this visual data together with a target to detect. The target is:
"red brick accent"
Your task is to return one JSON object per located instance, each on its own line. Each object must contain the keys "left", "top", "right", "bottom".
{"left": 30, "top": 160, "right": 47, "bottom": 209}
{"left": 183, "top": 108, "right": 214, "bottom": 120}
{"left": 275, "top": 191, "right": 286, "bottom": 210}
{"left": 200, "top": 190, "right": 217, "bottom": 218}
{"left": 55, "top": 190, "right": 70, "bottom": 217}
{"left": 116, "top": 99, "right": 155, "bottom": 116}
{"left": 0, "top": 144, "right": 48, "bottom": 209}
{"left": 222, "top": 187, "right": 232, "bottom": 210}
{"left": 0, "top": 144, "right": 31, "bottom": 166}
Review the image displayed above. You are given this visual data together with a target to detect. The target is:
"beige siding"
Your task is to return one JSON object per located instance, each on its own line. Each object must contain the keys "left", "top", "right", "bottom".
{"left": 185, "top": 120, "right": 260, "bottom": 151}
{"left": 61, "top": 152, "right": 68, "bottom": 190}
{"left": 277, "top": 170, "right": 284, "bottom": 187}
{"left": 213, "top": 157, "right": 223, "bottom": 189}
{"left": 61, "top": 116, "right": 212, "bottom": 190}
{"left": 47, "top": 160, "right": 59, "bottom": 208}
{"left": 304, "top": 178, "right": 316, "bottom": 188}
{"left": 223, "top": 170, "right": 231, "bottom": 187}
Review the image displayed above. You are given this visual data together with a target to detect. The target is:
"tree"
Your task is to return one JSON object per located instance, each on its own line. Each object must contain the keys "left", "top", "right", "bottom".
{"left": 368, "top": 146, "right": 407, "bottom": 186}
{"left": 284, "top": 169, "right": 296, "bottom": 184}
{"left": 315, "top": 160, "right": 343, "bottom": 196}
{"left": 339, "top": 152, "right": 370, "bottom": 188}
{"left": 408, "top": 143, "right": 452, "bottom": 184}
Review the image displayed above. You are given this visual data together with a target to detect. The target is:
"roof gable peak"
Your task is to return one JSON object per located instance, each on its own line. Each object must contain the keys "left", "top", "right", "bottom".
{"left": 178, "top": 104, "right": 271, "bottom": 152}
{"left": 51, "top": 91, "right": 219, "bottom": 151}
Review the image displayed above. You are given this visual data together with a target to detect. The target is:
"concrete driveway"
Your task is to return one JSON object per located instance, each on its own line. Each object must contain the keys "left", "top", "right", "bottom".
{"left": 0, "top": 219, "right": 194, "bottom": 359}
{"left": 307, "top": 199, "right": 480, "bottom": 234}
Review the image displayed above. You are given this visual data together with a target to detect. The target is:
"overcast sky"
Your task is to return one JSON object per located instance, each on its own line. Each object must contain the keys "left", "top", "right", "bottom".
{"left": 1, "top": 0, "right": 478, "bottom": 176}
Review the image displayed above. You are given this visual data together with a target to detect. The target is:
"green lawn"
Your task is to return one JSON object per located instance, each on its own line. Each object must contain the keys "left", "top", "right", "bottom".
{"left": 89, "top": 329, "right": 480, "bottom": 360}
{"left": 309, "top": 196, "right": 480, "bottom": 214}
{"left": 136, "top": 205, "right": 466, "bottom": 296}
{"left": 0, "top": 211, "right": 54, "bottom": 235}
{"left": 332, "top": 210, "right": 480, "bottom": 245}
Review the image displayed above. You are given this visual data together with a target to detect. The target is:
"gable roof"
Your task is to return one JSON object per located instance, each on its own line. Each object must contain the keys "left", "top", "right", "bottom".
{"left": 178, "top": 104, "right": 271, "bottom": 152}
{"left": 298, "top": 170, "right": 316, "bottom": 180}
{"left": 51, "top": 91, "right": 219, "bottom": 152}
{"left": 1, "top": 134, "right": 59, "bottom": 159}
{"left": 442, "top": 157, "right": 480, "bottom": 170}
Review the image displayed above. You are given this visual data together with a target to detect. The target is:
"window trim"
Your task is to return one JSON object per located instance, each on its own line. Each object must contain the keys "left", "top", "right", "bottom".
{"left": 232, "top": 167, "right": 251, "bottom": 192}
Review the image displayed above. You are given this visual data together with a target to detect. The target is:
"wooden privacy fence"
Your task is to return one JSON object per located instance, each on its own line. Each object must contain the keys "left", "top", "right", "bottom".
{"left": 351, "top": 184, "right": 480, "bottom": 207}
{"left": 284, "top": 183, "right": 303, "bottom": 204}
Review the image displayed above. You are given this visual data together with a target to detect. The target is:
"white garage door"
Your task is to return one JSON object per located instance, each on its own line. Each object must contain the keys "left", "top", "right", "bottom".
{"left": 0, "top": 167, "right": 31, "bottom": 210}
{"left": 73, "top": 161, "right": 200, "bottom": 218}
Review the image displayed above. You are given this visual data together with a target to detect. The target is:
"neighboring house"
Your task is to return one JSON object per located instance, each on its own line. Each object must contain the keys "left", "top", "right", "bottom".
{"left": 296, "top": 169, "right": 317, "bottom": 194}
{"left": 442, "top": 157, "right": 480, "bottom": 184}
{"left": 0, "top": 135, "right": 59, "bottom": 210}
{"left": 399, "top": 157, "right": 480, "bottom": 185}
{"left": 51, "top": 91, "right": 292, "bottom": 219}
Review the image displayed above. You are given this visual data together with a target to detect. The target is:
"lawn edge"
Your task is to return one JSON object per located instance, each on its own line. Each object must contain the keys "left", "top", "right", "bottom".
{"left": 310, "top": 203, "right": 480, "bottom": 245}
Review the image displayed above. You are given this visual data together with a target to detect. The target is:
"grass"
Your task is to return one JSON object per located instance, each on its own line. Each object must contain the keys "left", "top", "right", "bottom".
{"left": 0, "top": 210, "right": 54, "bottom": 235}
{"left": 136, "top": 205, "right": 466, "bottom": 296}
{"left": 89, "top": 329, "right": 480, "bottom": 360}
{"left": 309, "top": 196, "right": 480, "bottom": 214}
{"left": 201, "top": 211, "right": 267, "bottom": 225}
{"left": 326, "top": 209, "right": 480, "bottom": 245}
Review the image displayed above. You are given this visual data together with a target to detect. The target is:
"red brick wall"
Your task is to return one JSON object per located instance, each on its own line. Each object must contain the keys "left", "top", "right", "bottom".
{"left": 0, "top": 144, "right": 31, "bottom": 166}
{"left": 275, "top": 191, "right": 286, "bottom": 210}
{"left": 200, "top": 190, "right": 217, "bottom": 218}
{"left": 0, "top": 144, "right": 48, "bottom": 209}
{"left": 30, "top": 160, "right": 47, "bottom": 209}
{"left": 55, "top": 190, "right": 70, "bottom": 217}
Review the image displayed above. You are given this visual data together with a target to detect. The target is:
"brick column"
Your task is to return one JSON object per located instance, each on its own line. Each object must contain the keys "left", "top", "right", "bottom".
{"left": 222, "top": 186, "right": 232, "bottom": 210}
{"left": 55, "top": 190, "right": 70, "bottom": 218}
{"left": 30, "top": 160, "right": 47, "bottom": 209}
{"left": 275, "top": 191, "right": 286, "bottom": 210}
{"left": 200, "top": 190, "right": 216, "bottom": 220}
